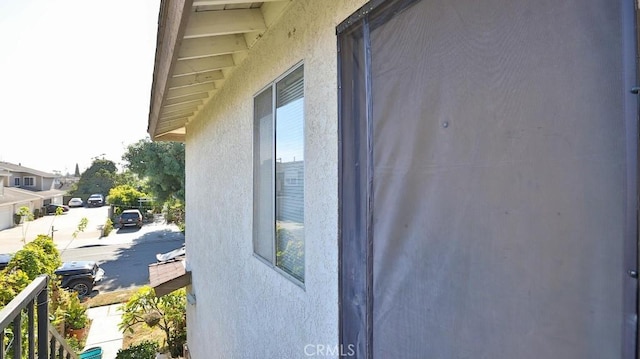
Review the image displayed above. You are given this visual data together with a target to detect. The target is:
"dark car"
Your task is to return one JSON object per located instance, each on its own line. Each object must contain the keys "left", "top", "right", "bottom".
{"left": 119, "top": 209, "right": 143, "bottom": 228}
{"left": 45, "top": 203, "right": 70, "bottom": 215}
{"left": 0, "top": 255, "right": 105, "bottom": 297}
{"left": 55, "top": 261, "right": 105, "bottom": 296}
{"left": 87, "top": 194, "right": 104, "bottom": 207}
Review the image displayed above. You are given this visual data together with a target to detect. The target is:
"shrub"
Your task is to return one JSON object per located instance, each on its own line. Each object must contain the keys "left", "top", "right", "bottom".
{"left": 5, "top": 235, "right": 61, "bottom": 279}
{"left": 102, "top": 218, "right": 114, "bottom": 237}
{"left": 0, "top": 270, "right": 31, "bottom": 306}
{"left": 115, "top": 340, "right": 159, "bottom": 359}
{"left": 108, "top": 185, "right": 149, "bottom": 208}
{"left": 119, "top": 286, "right": 186, "bottom": 357}
{"left": 64, "top": 293, "right": 88, "bottom": 330}
{"left": 66, "top": 336, "right": 84, "bottom": 354}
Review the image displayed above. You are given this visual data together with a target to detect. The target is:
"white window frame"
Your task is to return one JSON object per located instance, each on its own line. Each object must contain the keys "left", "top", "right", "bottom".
{"left": 23, "top": 176, "right": 35, "bottom": 187}
{"left": 14, "top": 177, "right": 20, "bottom": 186}
{"left": 252, "top": 62, "right": 305, "bottom": 287}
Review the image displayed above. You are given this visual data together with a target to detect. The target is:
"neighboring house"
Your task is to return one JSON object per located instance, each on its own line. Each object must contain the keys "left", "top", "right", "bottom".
{"left": 146, "top": 0, "right": 638, "bottom": 358}
{"left": 0, "top": 162, "right": 65, "bottom": 230}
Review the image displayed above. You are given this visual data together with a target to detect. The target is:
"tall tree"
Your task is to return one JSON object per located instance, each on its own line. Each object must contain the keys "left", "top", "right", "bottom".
{"left": 69, "top": 159, "right": 117, "bottom": 199}
{"left": 74, "top": 163, "right": 80, "bottom": 177}
{"left": 122, "top": 138, "right": 185, "bottom": 203}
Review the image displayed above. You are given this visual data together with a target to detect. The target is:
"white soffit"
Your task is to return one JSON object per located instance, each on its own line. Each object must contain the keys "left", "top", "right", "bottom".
{"left": 148, "top": 0, "right": 292, "bottom": 141}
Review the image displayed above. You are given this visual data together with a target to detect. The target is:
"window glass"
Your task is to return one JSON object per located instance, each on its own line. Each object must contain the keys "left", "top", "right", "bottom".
{"left": 275, "top": 66, "right": 304, "bottom": 282}
{"left": 253, "top": 64, "right": 305, "bottom": 283}
{"left": 253, "top": 87, "right": 275, "bottom": 262}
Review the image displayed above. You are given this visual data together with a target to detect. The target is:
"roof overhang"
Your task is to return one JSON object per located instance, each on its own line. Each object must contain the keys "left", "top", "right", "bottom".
{"left": 147, "top": 0, "right": 291, "bottom": 142}
{"left": 149, "top": 259, "right": 191, "bottom": 297}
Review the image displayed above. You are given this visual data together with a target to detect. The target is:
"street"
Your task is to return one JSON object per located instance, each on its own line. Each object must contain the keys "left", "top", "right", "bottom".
{"left": 61, "top": 229, "right": 184, "bottom": 292}
{"left": 0, "top": 206, "right": 185, "bottom": 293}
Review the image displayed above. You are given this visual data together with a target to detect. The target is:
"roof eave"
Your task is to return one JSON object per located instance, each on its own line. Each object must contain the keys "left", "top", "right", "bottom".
{"left": 148, "top": 0, "right": 193, "bottom": 142}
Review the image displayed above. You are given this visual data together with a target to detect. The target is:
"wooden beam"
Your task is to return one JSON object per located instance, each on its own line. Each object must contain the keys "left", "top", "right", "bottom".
{"left": 162, "top": 99, "right": 203, "bottom": 111}
{"left": 161, "top": 112, "right": 195, "bottom": 122}
{"left": 193, "top": 0, "right": 282, "bottom": 6}
{"left": 164, "top": 92, "right": 209, "bottom": 106}
{"left": 169, "top": 70, "right": 224, "bottom": 88}
{"left": 179, "top": 34, "right": 247, "bottom": 59}
{"left": 157, "top": 119, "right": 190, "bottom": 137}
{"left": 167, "top": 82, "right": 215, "bottom": 99}
{"left": 161, "top": 106, "right": 198, "bottom": 117}
{"left": 158, "top": 120, "right": 189, "bottom": 134}
{"left": 174, "top": 55, "right": 234, "bottom": 76}
{"left": 159, "top": 117, "right": 191, "bottom": 126}
{"left": 184, "top": 8, "right": 266, "bottom": 38}
{"left": 155, "top": 132, "right": 186, "bottom": 142}
{"left": 162, "top": 100, "right": 204, "bottom": 112}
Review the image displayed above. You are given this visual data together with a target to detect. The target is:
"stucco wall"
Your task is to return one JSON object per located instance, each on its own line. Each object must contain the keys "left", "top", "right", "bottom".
{"left": 184, "top": 0, "right": 367, "bottom": 357}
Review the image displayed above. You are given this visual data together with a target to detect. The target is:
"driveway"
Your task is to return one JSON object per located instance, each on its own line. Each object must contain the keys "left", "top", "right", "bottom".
{"left": 0, "top": 206, "right": 109, "bottom": 254}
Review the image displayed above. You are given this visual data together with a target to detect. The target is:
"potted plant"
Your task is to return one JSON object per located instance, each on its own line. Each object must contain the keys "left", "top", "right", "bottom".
{"left": 64, "top": 293, "right": 89, "bottom": 340}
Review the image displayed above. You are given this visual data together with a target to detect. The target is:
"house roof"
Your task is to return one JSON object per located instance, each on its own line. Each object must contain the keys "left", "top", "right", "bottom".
{"left": 0, "top": 187, "right": 43, "bottom": 206}
{"left": 148, "top": 259, "right": 191, "bottom": 297}
{"left": 0, "top": 187, "right": 65, "bottom": 206}
{"left": 147, "top": 0, "right": 291, "bottom": 142}
{"left": 0, "top": 161, "right": 56, "bottom": 178}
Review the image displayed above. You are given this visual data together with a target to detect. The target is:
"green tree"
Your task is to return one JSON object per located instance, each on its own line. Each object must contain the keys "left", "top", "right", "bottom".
{"left": 70, "top": 159, "right": 117, "bottom": 199}
{"left": 114, "top": 170, "right": 146, "bottom": 189}
{"left": 74, "top": 163, "right": 80, "bottom": 177}
{"left": 16, "top": 206, "right": 34, "bottom": 243}
{"left": 108, "top": 185, "right": 149, "bottom": 208}
{"left": 122, "top": 139, "right": 185, "bottom": 203}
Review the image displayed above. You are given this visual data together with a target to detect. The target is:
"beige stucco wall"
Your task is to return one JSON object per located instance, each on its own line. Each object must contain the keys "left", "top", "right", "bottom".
{"left": 184, "top": 0, "right": 367, "bottom": 357}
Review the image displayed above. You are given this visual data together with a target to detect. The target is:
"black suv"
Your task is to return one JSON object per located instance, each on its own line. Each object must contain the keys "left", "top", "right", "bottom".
{"left": 55, "top": 261, "right": 105, "bottom": 296}
{"left": 0, "top": 255, "right": 105, "bottom": 297}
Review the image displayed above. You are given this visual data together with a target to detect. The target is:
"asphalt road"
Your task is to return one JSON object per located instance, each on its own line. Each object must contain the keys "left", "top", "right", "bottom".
{"left": 61, "top": 232, "right": 184, "bottom": 292}
{"left": 0, "top": 206, "right": 185, "bottom": 293}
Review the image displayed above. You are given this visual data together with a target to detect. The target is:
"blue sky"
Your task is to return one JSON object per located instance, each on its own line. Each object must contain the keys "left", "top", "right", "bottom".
{"left": 0, "top": 0, "right": 160, "bottom": 174}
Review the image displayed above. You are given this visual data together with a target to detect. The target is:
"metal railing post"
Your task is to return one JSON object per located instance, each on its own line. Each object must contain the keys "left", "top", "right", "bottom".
{"left": 37, "top": 277, "right": 48, "bottom": 359}
{"left": 13, "top": 312, "right": 22, "bottom": 359}
{"left": 28, "top": 300, "right": 34, "bottom": 359}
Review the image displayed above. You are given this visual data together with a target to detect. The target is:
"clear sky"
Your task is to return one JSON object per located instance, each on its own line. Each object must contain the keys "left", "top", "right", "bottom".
{"left": 0, "top": 0, "right": 161, "bottom": 175}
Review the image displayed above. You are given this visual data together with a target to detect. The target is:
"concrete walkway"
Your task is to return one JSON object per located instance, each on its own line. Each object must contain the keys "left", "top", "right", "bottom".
{"left": 83, "top": 304, "right": 124, "bottom": 359}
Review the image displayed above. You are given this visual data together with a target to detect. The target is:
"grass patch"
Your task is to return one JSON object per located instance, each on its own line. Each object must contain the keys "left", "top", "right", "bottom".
{"left": 122, "top": 322, "right": 165, "bottom": 349}
{"left": 82, "top": 288, "right": 139, "bottom": 308}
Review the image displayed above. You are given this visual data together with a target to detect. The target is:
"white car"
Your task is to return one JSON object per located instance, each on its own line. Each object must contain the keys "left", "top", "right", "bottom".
{"left": 68, "top": 198, "right": 84, "bottom": 207}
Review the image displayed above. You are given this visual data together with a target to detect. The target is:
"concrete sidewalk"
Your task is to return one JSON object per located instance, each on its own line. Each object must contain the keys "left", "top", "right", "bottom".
{"left": 83, "top": 303, "right": 124, "bottom": 359}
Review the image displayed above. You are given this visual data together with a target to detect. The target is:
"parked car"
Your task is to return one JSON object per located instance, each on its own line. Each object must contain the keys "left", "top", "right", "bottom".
{"left": 68, "top": 197, "right": 84, "bottom": 207}
{"left": 87, "top": 194, "right": 104, "bottom": 207}
{"left": 45, "top": 203, "right": 70, "bottom": 215}
{"left": 55, "top": 261, "right": 105, "bottom": 296}
{"left": 119, "top": 209, "right": 143, "bottom": 228}
{"left": 0, "top": 254, "right": 13, "bottom": 270}
{"left": 0, "top": 255, "right": 105, "bottom": 297}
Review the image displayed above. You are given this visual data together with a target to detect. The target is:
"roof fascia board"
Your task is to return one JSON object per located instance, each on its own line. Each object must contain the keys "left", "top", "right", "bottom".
{"left": 148, "top": 0, "right": 195, "bottom": 140}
